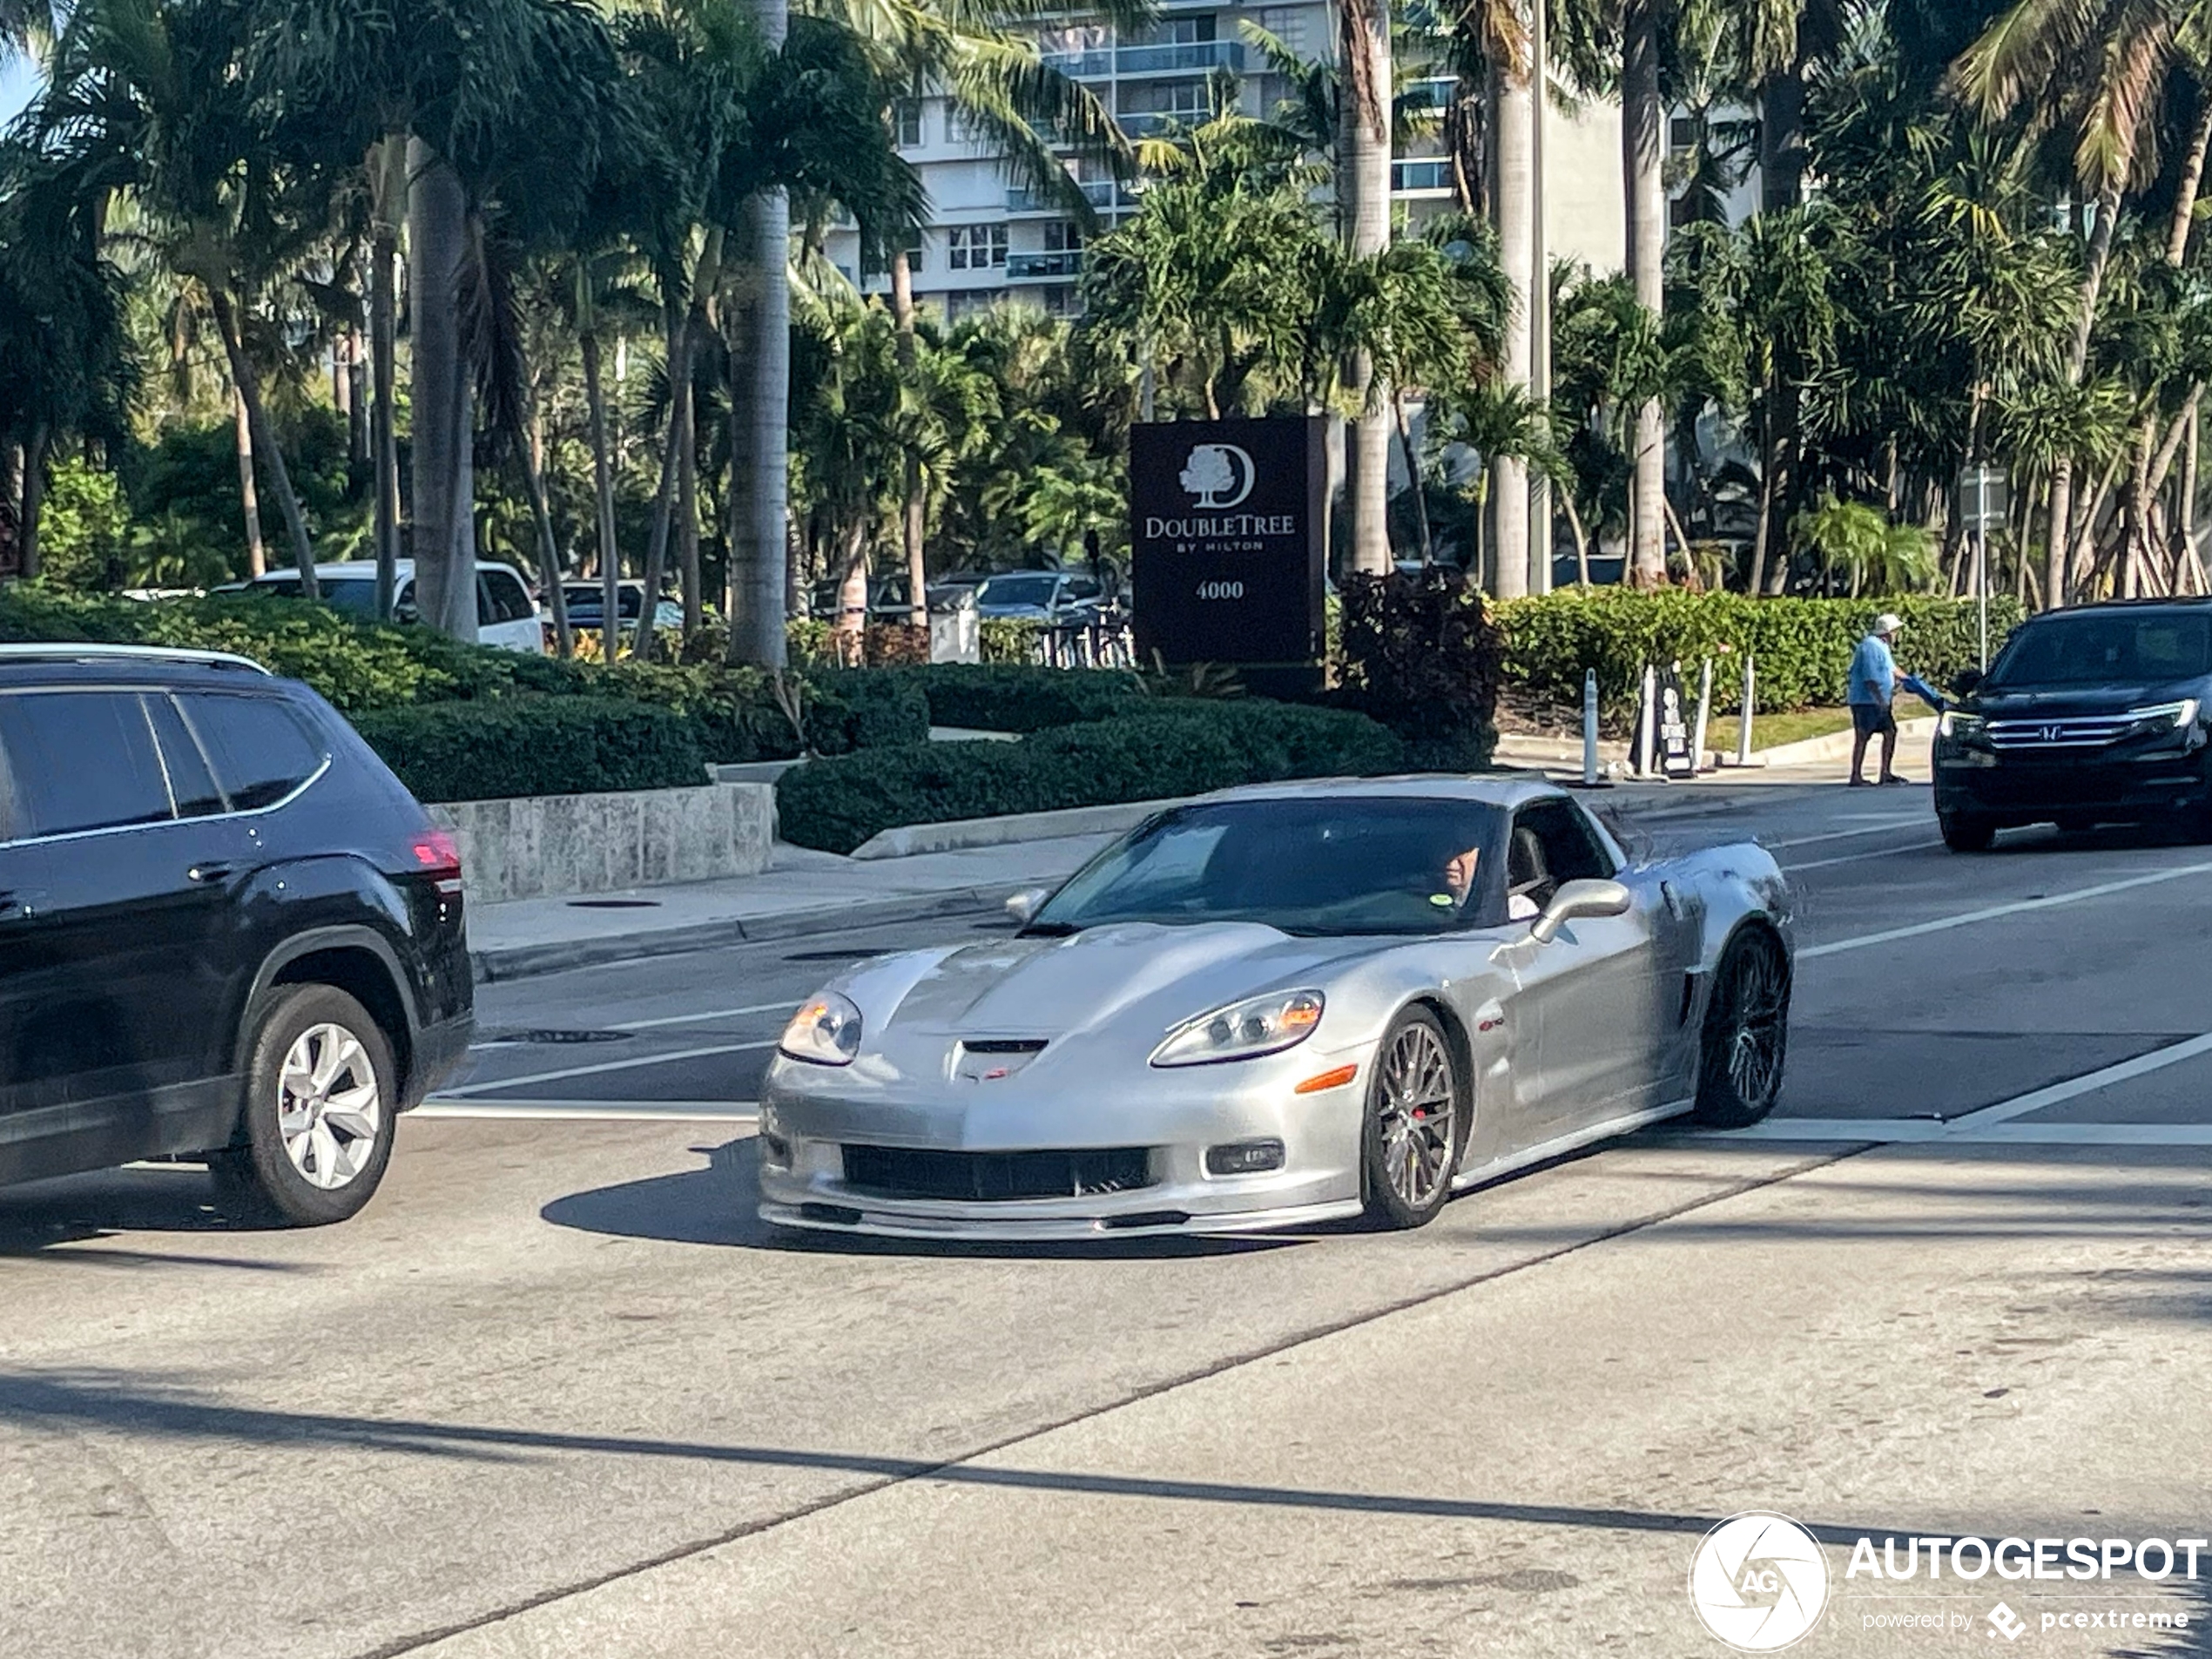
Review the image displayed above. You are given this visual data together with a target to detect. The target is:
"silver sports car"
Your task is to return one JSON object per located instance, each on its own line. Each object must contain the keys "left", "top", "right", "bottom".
{"left": 758, "top": 777, "right": 1793, "bottom": 1240}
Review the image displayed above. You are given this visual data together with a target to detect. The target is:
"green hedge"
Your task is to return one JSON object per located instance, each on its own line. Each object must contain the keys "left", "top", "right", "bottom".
{"left": 1494, "top": 590, "right": 2021, "bottom": 722}
{"left": 882, "top": 664, "right": 1150, "bottom": 732}
{"left": 352, "top": 697, "right": 707, "bottom": 803}
{"left": 777, "top": 700, "right": 1406, "bottom": 855}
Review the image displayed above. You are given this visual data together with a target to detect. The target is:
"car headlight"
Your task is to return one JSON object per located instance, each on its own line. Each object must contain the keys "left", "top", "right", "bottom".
{"left": 779, "top": 992, "right": 863, "bottom": 1066}
{"left": 1938, "top": 711, "right": 1983, "bottom": 739}
{"left": 2128, "top": 698, "right": 2200, "bottom": 730}
{"left": 1150, "top": 989, "right": 1325, "bottom": 1068}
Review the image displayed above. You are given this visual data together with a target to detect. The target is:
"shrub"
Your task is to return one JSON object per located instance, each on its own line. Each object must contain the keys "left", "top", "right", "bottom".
{"left": 883, "top": 663, "right": 1150, "bottom": 732}
{"left": 351, "top": 697, "right": 707, "bottom": 803}
{"left": 1335, "top": 567, "right": 1503, "bottom": 770}
{"left": 1494, "top": 590, "right": 2021, "bottom": 725}
{"left": 981, "top": 617, "right": 1040, "bottom": 663}
{"left": 776, "top": 699, "right": 1404, "bottom": 854}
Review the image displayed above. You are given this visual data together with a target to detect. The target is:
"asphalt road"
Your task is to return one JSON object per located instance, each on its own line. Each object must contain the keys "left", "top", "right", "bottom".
{"left": 3, "top": 782, "right": 2209, "bottom": 1659}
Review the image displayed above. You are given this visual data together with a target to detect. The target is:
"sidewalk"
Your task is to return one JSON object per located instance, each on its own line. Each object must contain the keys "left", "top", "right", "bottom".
{"left": 467, "top": 760, "right": 1890, "bottom": 983}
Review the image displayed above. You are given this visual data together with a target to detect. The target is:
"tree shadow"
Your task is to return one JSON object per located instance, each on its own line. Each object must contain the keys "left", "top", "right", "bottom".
{"left": 539, "top": 1137, "right": 1320, "bottom": 1261}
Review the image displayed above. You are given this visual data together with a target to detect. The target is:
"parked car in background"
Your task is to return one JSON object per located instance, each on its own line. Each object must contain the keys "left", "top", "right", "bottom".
{"left": 0, "top": 644, "right": 474, "bottom": 1224}
{"left": 226, "top": 562, "right": 545, "bottom": 655}
{"left": 561, "top": 581, "right": 685, "bottom": 637}
{"left": 973, "top": 570, "right": 1106, "bottom": 624}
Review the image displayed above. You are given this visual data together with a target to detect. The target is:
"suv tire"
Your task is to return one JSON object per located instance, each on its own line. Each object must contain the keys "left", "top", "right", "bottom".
{"left": 210, "top": 985, "right": 398, "bottom": 1226}
{"left": 1939, "top": 811, "right": 1995, "bottom": 853}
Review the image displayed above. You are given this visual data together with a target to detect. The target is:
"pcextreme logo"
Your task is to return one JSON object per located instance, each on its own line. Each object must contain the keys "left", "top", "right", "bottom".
{"left": 1689, "top": 1513, "right": 1831, "bottom": 1652}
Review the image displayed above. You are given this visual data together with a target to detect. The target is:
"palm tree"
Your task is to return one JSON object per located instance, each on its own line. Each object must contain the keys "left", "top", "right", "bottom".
{"left": 1339, "top": 0, "right": 1393, "bottom": 576}
{"left": 1488, "top": 1, "right": 1533, "bottom": 596}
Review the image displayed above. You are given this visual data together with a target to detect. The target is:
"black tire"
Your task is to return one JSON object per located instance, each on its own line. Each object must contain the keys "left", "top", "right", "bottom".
{"left": 1360, "top": 1007, "right": 1467, "bottom": 1230}
{"left": 1939, "top": 811, "right": 1995, "bottom": 853}
{"left": 209, "top": 985, "right": 398, "bottom": 1227}
{"left": 1690, "top": 930, "right": 1791, "bottom": 1130}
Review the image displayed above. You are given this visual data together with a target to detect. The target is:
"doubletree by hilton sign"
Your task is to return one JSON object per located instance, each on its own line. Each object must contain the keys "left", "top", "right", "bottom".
{"left": 1130, "top": 416, "right": 1327, "bottom": 682}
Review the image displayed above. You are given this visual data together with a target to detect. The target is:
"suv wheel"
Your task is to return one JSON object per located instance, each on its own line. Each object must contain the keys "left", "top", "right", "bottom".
{"left": 1939, "top": 811, "right": 1995, "bottom": 853}
{"left": 210, "top": 986, "right": 397, "bottom": 1226}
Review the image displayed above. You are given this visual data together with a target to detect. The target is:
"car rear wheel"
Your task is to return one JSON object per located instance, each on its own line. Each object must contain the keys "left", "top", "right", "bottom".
{"left": 1360, "top": 1008, "right": 1465, "bottom": 1230}
{"left": 1939, "top": 811, "right": 1995, "bottom": 853}
{"left": 210, "top": 986, "right": 397, "bottom": 1226}
{"left": 1689, "top": 930, "right": 1791, "bottom": 1130}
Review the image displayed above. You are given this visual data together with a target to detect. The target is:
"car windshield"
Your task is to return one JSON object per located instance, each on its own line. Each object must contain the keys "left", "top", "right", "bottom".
{"left": 977, "top": 574, "right": 1059, "bottom": 606}
{"left": 1029, "top": 798, "right": 1507, "bottom": 938}
{"left": 1987, "top": 612, "right": 2212, "bottom": 687}
{"left": 260, "top": 576, "right": 379, "bottom": 621}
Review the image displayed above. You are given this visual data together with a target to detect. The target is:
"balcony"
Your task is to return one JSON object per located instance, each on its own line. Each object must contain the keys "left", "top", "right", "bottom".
{"left": 1116, "top": 110, "right": 1204, "bottom": 138}
{"left": 1040, "top": 48, "right": 1113, "bottom": 78}
{"left": 1007, "top": 179, "right": 1121, "bottom": 213}
{"left": 1391, "top": 158, "right": 1453, "bottom": 194}
{"left": 1007, "top": 249, "right": 1084, "bottom": 280}
{"left": 1116, "top": 39, "right": 1244, "bottom": 75}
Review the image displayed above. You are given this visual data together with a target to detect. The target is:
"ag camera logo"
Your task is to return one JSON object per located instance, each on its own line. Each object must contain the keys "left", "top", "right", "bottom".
{"left": 1178, "top": 442, "right": 1255, "bottom": 509}
{"left": 1689, "top": 1512, "right": 1831, "bottom": 1651}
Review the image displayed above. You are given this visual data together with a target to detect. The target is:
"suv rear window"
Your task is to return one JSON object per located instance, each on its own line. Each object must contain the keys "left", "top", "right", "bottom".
{"left": 178, "top": 692, "right": 327, "bottom": 811}
{"left": 1989, "top": 613, "right": 2212, "bottom": 686}
{"left": 0, "top": 691, "right": 177, "bottom": 838}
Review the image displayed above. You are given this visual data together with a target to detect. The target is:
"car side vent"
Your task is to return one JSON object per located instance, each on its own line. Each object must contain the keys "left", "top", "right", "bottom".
{"left": 1678, "top": 974, "right": 1699, "bottom": 1026}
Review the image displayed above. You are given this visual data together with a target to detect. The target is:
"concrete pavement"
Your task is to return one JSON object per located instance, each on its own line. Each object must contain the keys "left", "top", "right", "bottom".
{"left": 3, "top": 780, "right": 2209, "bottom": 1659}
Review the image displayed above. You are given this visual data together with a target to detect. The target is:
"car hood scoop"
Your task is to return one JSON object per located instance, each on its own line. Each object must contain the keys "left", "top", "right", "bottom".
{"left": 883, "top": 922, "right": 1340, "bottom": 1041}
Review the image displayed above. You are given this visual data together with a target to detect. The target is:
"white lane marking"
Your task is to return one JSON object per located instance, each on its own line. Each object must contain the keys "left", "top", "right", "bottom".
{"left": 1782, "top": 839, "right": 1945, "bottom": 873}
{"left": 1762, "top": 816, "right": 1929, "bottom": 851}
{"left": 610, "top": 1001, "right": 798, "bottom": 1033}
{"left": 415, "top": 1100, "right": 759, "bottom": 1123}
{"left": 1797, "top": 860, "right": 2212, "bottom": 960}
{"left": 1947, "top": 1031, "right": 2212, "bottom": 1128}
{"left": 438, "top": 1040, "right": 778, "bottom": 1098}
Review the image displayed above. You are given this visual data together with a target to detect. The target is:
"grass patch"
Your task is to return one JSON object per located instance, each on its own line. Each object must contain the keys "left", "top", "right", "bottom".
{"left": 1704, "top": 697, "right": 1925, "bottom": 755}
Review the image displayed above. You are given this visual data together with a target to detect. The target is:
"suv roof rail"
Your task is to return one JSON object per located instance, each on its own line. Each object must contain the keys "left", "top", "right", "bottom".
{"left": 0, "top": 642, "right": 271, "bottom": 674}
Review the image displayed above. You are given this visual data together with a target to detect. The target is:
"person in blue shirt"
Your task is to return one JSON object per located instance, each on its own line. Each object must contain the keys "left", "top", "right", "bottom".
{"left": 1847, "top": 613, "right": 1909, "bottom": 786}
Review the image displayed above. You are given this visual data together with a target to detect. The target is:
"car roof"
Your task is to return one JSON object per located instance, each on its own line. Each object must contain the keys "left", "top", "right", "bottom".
{"left": 1192, "top": 774, "right": 1569, "bottom": 810}
{"left": 252, "top": 560, "right": 531, "bottom": 582}
{"left": 2029, "top": 597, "right": 2212, "bottom": 617}
{"left": 0, "top": 643, "right": 274, "bottom": 688}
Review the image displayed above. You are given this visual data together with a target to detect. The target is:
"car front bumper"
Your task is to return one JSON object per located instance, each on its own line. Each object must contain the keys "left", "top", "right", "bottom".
{"left": 755, "top": 1043, "right": 1372, "bottom": 1240}
{"left": 1933, "top": 740, "right": 2212, "bottom": 823}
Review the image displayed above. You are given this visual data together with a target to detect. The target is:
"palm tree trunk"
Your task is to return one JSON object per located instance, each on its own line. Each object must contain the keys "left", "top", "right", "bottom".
{"left": 1561, "top": 487, "right": 1591, "bottom": 586}
{"left": 2171, "top": 99, "right": 2212, "bottom": 265}
{"left": 370, "top": 132, "right": 406, "bottom": 623}
{"left": 1749, "top": 406, "right": 1777, "bottom": 595}
{"left": 1758, "top": 52, "right": 1804, "bottom": 214}
{"left": 891, "top": 251, "right": 928, "bottom": 631}
{"left": 1490, "top": 40, "right": 1534, "bottom": 600}
{"left": 233, "top": 385, "right": 266, "bottom": 578}
{"left": 581, "top": 327, "right": 621, "bottom": 658}
{"left": 633, "top": 302, "right": 694, "bottom": 664}
{"left": 19, "top": 426, "right": 46, "bottom": 581}
{"left": 407, "top": 138, "right": 476, "bottom": 639}
{"left": 2047, "top": 181, "right": 2123, "bottom": 611}
{"left": 523, "top": 424, "right": 573, "bottom": 658}
{"left": 729, "top": 173, "right": 792, "bottom": 669}
{"left": 1393, "top": 393, "right": 1433, "bottom": 564}
{"left": 678, "top": 376, "right": 702, "bottom": 643}
{"left": 1340, "top": 0, "right": 1393, "bottom": 577}
{"left": 211, "top": 289, "right": 318, "bottom": 598}
{"left": 1622, "top": 0, "right": 1667, "bottom": 589}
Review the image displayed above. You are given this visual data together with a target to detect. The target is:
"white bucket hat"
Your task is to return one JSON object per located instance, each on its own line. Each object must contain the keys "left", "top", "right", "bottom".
{"left": 1872, "top": 613, "right": 1904, "bottom": 637}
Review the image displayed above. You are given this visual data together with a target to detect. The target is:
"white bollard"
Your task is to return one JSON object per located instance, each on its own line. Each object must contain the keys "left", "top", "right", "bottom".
{"left": 1637, "top": 664, "right": 1658, "bottom": 779}
{"left": 1691, "top": 658, "right": 1714, "bottom": 772}
{"left": 1581, "top": 668, "right": 1600, "bottom": 786}
{"left": 1736, "top": 653, "right": 1756, "bottom": 767}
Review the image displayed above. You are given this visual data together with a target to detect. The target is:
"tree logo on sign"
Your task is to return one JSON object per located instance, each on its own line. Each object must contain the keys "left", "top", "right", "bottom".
{"left": 1179, "top": 442, "right": 1255, "bottom": 509}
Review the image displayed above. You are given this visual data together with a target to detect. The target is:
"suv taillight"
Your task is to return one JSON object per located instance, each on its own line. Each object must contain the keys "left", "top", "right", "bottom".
{"left": 413, "top": 829, "right": 464, "bottom": 898}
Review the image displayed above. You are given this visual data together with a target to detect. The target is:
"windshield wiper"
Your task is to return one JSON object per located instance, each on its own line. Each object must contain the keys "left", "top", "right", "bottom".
{"left": 1018, "top": 921, "right": 1082, "bottom": 938}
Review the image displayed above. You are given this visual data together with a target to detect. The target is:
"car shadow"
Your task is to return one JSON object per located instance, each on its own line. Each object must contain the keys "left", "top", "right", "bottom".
{"left": 0, "top": 1163, "right": 303, "bottom": 1263}
{"left": 1988, "top": 818, "right": 2206, "bottom": 853}
{"left": 540, "top": 1137, "right": 1323, "bottom": 1260}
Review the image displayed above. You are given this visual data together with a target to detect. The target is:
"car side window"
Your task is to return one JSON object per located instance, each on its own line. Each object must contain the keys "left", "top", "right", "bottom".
{"left": 482, "top": 570, "right": 534, "bottom": 624}
{"left": 145, "top": 695, "right": 227, "bottom": 818}
{"left": 1507, "top": 799, "right": 1616, "bottom": 913}
{"left": 176, "top": 692, "right": 327, "bottom": 812}
{"left": 0, "top": 690, "right": 178, "bottom": 838}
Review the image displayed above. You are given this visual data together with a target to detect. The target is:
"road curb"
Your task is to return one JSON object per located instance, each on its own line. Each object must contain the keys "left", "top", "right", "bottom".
{"left": 469, "top": 885, "right": 1023, "bottom": 984}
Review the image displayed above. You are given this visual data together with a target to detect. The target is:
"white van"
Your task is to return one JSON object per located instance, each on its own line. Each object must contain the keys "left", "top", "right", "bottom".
{"left": 239, "top": 561, "right": 546, "bottom": 654}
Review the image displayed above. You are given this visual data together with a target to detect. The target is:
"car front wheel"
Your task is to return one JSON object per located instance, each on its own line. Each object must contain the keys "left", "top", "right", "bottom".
{"left": 1939, "top": 811, "right": 1995, "bottom": 853}
{"left": 1360, "top": 1008, "right": 1466, "bottom": 1230}
{"left": 210, "top": 985, "right": 397, "bottom": 1226}
{"left": 1690, "top": 930, "right": 1791, "bottom": 1130}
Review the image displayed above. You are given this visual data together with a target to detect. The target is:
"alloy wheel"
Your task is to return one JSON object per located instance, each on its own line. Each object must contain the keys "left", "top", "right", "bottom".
{"left": 276, "top": 1023, "right": 384, "bottom": 1190}
{"left": 1376, "top": 1021, "right": 1457, "bottom": 1209}
{"left": 1723, "top": 946, "right": 1788, "bottom": 1109}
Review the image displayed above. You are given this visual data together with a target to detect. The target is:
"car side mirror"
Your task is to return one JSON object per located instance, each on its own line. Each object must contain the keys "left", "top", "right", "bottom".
{"left": 1006, "top": 887, "right": 1051, "bottom": 926}
{"left": 1530, "top": 878, "right": 1633, "bottom": 946}
{"left": 1951, "top": 668, "right": 1984, "bottom": 697}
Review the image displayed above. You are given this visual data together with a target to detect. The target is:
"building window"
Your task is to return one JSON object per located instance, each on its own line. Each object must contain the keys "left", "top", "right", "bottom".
{"left": 1118, "top": 78, "right": 1209, "bottom": 116}
{"left": 1669, "top": 115, "right": 1696, "bottom": 155}
{"left": 861, "top": 231, "right": 927, "bottom": 279}
{"left": 1127, "top": 16, "right": 1215, "bottom": 45}
{"left": 948, "top": 225, "right": 1009, "bottom": 270}
{"left": 894, "top": 99, "right": 923, "bottom": 148}
{"left": 1258, "top": 7, "right": 1305, "bottom": 53}
{"left": 1043, "top": 221, "right": 1083, "bottom": 253}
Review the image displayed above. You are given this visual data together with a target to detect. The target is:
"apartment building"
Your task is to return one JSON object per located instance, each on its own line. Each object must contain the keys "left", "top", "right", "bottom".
{"left": 823, "top": 1, "right": 1635, "bottom": 320}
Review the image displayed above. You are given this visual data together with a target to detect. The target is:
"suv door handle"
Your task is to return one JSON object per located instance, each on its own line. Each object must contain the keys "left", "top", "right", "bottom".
{"left": 187, "top": 863, "right": 236, "bottom": 884}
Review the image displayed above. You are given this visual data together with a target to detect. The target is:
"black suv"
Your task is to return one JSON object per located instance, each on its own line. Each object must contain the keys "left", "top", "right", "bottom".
{"left": 1933, "top": 598, "right": 2212, "bottom": 851}
{"left": 0, "top": 645, "right": 473, "bottom": 1222}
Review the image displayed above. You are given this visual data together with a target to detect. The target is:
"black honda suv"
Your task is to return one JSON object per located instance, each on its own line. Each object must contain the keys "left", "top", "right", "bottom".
{"left": 1933, "top": 598, "right": 2212, "bottom": 851}
{"left": 0, "top": 644, "right": 473, "bottom": 1222}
